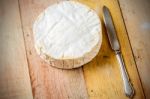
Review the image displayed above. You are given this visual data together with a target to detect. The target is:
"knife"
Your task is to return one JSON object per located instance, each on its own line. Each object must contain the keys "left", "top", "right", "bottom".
{"left": 103, "top": 6, "right": 134, "bottom": 98}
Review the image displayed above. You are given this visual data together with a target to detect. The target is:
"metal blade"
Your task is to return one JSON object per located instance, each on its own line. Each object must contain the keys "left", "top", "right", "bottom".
{"left": 103, "top": 6, "right": 120, "bottom": 51}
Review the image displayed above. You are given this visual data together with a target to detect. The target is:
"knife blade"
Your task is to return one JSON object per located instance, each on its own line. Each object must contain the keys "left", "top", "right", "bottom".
{"left": 103, "top": 6, "right": 134, "bottom": 98}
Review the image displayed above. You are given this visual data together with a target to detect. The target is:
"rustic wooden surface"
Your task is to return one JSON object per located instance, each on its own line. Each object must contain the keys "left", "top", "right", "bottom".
{"left": 119, "top": 0, "right": 150, "bottom": 98}
{"left": 0, "top": 0, "right": 33, "bottom": 99}
{"left": 0, "top": 0, "right": 149, "bottom": 98}
{"left": 79, "top": 0, "right": 144, "bottom": 99}
{"left": 18, "top": 0, "right": 145, "bottom": 98}
{"left": 18, "top": 0, "right": 88, "bottom": 98}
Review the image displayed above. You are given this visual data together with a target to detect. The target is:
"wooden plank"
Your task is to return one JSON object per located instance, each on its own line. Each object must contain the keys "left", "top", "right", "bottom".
{"left": 119, "top": 0, "right": 150, "bottom": 98}
{"left": 0, "top": 0, "right": 33, "bottom": 99}
{"left": 78, "top": 0, "right": 145, "bottom": 98}
{"left": 18, "top": 0, "right": 88, "bottom": 98}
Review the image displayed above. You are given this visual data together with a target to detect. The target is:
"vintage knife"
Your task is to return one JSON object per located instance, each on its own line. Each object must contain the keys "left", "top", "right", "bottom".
{"left": 103, "top": 6, "right": 134, "bottom": 98}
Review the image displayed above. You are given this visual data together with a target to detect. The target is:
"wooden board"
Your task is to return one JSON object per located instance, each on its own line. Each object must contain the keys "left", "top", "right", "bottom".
{"left": 0, "top": 0, "right": 33, "bottom": 99}
{"left": 18, "top": 0, "right": 145, "bottom": 98}
{"left": 77, "top": 0, "right": 145, "bottom": 98}
{"left": 119, "top": 0, "right": 150, "bottom": 98}
{"left": 18, "top": 0, "right": 88, "bottom": 98}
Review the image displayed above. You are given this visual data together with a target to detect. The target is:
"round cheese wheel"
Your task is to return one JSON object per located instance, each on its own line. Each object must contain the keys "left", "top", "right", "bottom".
{"left": 33, "top": 1, "right": 102, "bottom": 69}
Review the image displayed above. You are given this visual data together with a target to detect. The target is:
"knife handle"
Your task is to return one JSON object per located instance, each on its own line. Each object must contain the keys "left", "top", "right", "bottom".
{"left": 116, "top": 51, "right": 134, "bottom": 98}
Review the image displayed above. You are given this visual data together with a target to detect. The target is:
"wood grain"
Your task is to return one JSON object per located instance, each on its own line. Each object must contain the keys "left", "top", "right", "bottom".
{"left": 119, "top": 0, "right": 150, "bottom": 98}
{"left": 17, "top": 0, "right": 145, "bottom": 98}
{"left": 0, "top": 0, "right": 33, "bottom": 99}
{"left": 78, "top": 0, "right": 145, "bottom": 99}
{"left": 18, "top": 0, "right": 88, "bottom": 98}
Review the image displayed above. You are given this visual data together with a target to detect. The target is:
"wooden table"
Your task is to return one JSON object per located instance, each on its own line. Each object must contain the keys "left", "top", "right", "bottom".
{"left": 0, "top": 0, "right": 149, "bottom": 99}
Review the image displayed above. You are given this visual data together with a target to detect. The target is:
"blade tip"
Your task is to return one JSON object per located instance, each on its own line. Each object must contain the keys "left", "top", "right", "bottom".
{"left": 103, "top": 6, "right": 108, "bottom": 12}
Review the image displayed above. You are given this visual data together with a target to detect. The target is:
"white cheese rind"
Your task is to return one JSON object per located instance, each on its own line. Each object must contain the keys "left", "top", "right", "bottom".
{"left": 33, "top": 1, "right": 101, "bottom": 60}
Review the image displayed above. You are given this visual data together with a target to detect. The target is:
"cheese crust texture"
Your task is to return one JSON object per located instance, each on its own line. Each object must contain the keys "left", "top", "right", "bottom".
{"left": 33, "top": 1, "right": 102, "bottom": 68}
